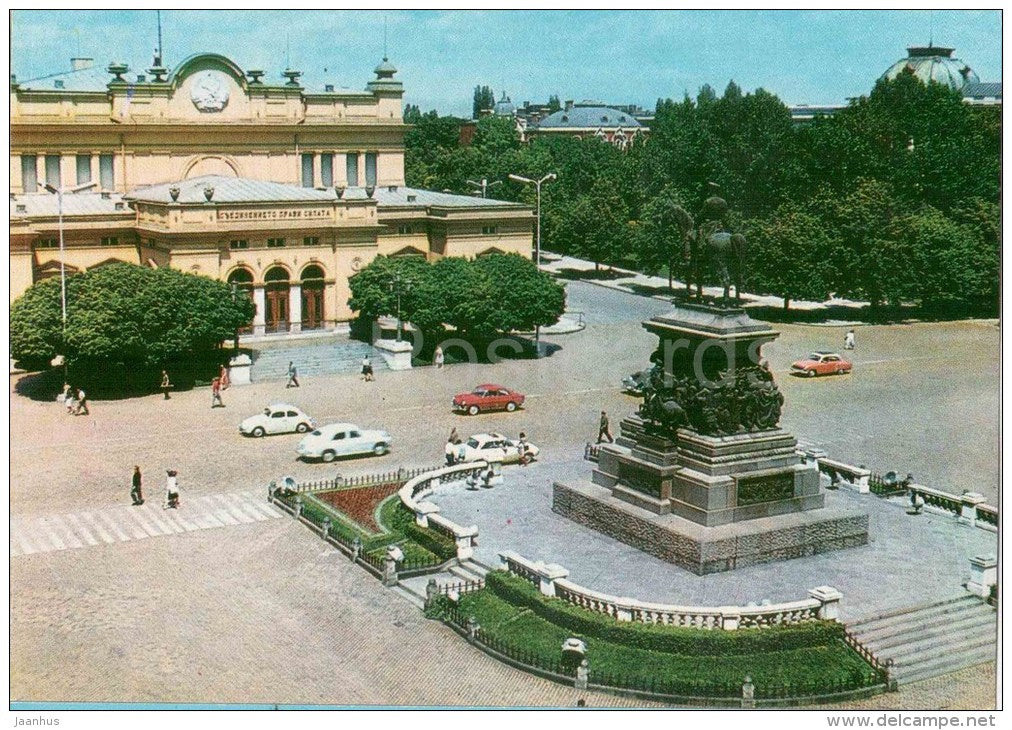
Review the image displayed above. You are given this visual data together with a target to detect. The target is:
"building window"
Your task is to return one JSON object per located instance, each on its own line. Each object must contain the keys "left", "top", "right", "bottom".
{"left": 364, "top": 152, "right": 377, "bottom": 187}
{"left": 267, "top": 238, "right": 286, "bottom": 248}
{"left": 320, "top": 154, "right": 334, "bottom": 187}
{"left": 346, "top": 152, "right": 359, "bottom": 187}
{"left": 301, "top": 153, "right": 314, "bottom": 188}
{"left": 229, "top": 239, "right": 249, "bottom": 250}
{"left": 303, "top": 236, "right": 320, "bottom": 246}
{"left": 37, "top": 238, "right": 58, "bottom": 249}
{"left": 482, "top": 225, "right": 498, "bottom": 235}
{"left": 21, "top": 155, "right": 37, "bottom": 193}
{"left": 44, "top": 155, "right": 61, "bottom": 189}
{"left": 397, "top": 225, "right": 413, "bottom": 235}
{"left": 101, "top": 236, "right": 119, "bottom": 246}
{"left": 99, "top": 154, "right": 114, "bottom": 190}
{"left": 76, "top": 154, "right": 92, "bottom": 185}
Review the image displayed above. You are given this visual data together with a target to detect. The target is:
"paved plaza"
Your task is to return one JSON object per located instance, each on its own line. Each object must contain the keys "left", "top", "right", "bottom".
{"left": 433, "top": 457, "right": 997, "bottom": 620}
{"left": 9, "top": 280, "right": 1000, "bottom": 707}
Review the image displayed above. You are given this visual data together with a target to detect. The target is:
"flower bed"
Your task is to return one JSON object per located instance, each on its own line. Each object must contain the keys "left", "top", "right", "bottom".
{"left": 314, "top": 482, "right": 402, "bottom": 533}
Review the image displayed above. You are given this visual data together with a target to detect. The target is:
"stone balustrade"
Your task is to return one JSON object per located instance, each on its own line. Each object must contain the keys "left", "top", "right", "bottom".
{"left": 499, "top": 550, "right": 838, "bottom": 630}
{"left": 966, "top": 554, "right": 997, "bottom": 599}
{"left": 399, "top": 461, "right": 485, "bottom": 560}
{"left": 816, "top": 457, "right": 870, "bottom": 493}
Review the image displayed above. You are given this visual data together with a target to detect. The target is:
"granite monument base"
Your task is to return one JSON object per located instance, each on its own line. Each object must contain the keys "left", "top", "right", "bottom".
{"left": 552, "top": 479, "right": 869, "bottom": 575}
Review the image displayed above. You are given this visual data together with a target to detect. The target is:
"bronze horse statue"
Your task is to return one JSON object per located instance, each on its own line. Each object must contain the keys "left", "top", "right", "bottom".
{"left": 682, "top": 220, "right": 747, "bottom": 306}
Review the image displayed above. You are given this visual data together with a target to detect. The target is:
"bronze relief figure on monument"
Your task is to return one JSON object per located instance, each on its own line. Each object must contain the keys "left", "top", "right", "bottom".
{"left": 553, "top": 188, "right": 870, "bottom": 575}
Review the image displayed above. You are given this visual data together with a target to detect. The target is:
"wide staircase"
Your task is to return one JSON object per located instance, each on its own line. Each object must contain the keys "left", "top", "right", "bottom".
{"left": 248, "top": 335, "right": 389, "bottom": 382}
{"left": 847, "top": 594, "right": 997, "bottom": 685}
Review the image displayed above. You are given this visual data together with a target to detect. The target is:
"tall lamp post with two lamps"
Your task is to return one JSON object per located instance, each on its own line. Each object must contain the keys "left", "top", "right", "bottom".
{"left": 508, "top": 172, "right": 556, "bottom": 357}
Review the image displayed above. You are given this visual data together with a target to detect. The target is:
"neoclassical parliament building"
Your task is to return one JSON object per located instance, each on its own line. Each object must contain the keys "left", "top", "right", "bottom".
{"left": 9, "top": 52, "right": 534, "bottom": 334}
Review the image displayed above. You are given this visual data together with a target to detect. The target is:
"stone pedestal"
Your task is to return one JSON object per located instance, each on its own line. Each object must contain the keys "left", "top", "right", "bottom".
{"left": 228, "top": 353, "right": 252, "bottom": 386}
{"left": 966, "top": 554, "right": 997, "bottom": 598}
{"left": 374, "top": 338, "right": 413, "bottom": 370}
{"left": 554, "top": 302, "right": 869, "bottom": 575}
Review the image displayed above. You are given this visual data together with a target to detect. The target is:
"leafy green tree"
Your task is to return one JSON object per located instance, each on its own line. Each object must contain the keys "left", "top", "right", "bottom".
{"left": 472, "top": 85, "right": 495, "bottom": 119}
{"left": 471, "top": 253, "right": 566, "bottom": 333}
{"left": 747, "top": 204, "right": 836, "bottom": 310}
{"left": 347, "top": 255, "right": 431, "bottom": 322}
{"left": 547, "top": 95, "right": 562, "bottom": 113}
{"left": 10, "top": 262, "right": 253, "bottom": 373}
{"left": 637, "top": 187, "right": 693, "bottom": 288}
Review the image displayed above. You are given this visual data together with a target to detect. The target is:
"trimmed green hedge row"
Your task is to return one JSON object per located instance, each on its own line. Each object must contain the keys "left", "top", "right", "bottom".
{"left": 386, "top": 500, "right": 457, "bottom": 561}
{"left": 484, "top": 570, "right": 844, "bottom": 656}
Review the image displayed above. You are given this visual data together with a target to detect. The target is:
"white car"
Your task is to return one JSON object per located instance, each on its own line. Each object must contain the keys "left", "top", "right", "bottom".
{"left": 240, "top": 403, "right": 315, "bottom": 437}
{"left": 297, "top": 422, "right": 393, "bottom": 462}
{"left": 458, "top": 432, "right": 540, "bottom": 465}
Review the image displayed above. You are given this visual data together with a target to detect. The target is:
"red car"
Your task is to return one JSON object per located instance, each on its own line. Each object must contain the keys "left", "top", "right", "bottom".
{"left": 790, "top": 351, "right": 853, "bottom": 378}
{"left": 453, "top": 384, "right": 525, "bottom": 415}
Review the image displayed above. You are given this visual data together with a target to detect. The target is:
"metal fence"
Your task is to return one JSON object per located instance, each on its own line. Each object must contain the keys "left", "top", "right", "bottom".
{"left": 292, "top": 465, "right": 440, "bottom": 494}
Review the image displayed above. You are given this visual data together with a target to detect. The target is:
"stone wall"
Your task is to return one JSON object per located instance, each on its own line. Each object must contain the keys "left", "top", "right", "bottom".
{"left": 553, "top": 481, "right": 869, "bottom": 575}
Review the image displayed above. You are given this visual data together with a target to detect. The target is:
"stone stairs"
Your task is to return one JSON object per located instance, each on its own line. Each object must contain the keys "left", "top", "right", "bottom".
{"left": 847, "top": 594, "right": 997, "bottom": 685}
{"left": 392, "top": 559, "right": 489, "bottom": 610}
{"left": 249, "top": 336, "right": 389, "bottom": 382}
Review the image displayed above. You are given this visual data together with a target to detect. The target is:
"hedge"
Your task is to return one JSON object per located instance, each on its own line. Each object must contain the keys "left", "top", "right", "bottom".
{"left": 484, "top": 570, "right": 844, "bottom": 656}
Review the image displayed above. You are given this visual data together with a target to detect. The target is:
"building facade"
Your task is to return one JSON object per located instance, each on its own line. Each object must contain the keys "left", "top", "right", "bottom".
{"left": 10, "top": 52, "right": 534, "bottom": 334}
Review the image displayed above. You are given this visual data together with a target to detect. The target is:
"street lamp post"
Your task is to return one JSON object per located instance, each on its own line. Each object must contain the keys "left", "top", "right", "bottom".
{"left": 387, "top": 271, "right": 413, "bottom": 343}
{"left": 508, "top": 172, "right": 556, "bottom": 358}
{"left": 43, "top": 180, "right": 97, "bottom": 331}
{"left": 466, "top": 178, "right": 502, "bottom": 198}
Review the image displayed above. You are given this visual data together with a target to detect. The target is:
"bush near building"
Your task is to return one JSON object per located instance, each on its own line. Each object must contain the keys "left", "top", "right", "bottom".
{"left": 10, "top": 262, "right": 253, "bottom": 390}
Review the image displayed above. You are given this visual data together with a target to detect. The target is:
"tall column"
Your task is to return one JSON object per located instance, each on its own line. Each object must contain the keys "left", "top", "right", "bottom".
{"left": 313, "top": 153, "right": 323, "bottom": 188}
{"left": 91, "top": 155, "right": 100, "bottom": 185}
{"left": 253, "top": 285, "right": 266, "bottom": 337}
{"left": 289, "top": 282, "right": 302, "bottom": 333}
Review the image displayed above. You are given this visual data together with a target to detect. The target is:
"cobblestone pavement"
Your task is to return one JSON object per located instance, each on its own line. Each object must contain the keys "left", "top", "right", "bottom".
{"left": 433, "top": 460, "right": 997, "bottom": 619}
{"left": 9, "top": 517, "right": 996, "bottom": 709}
{"left": 10, "top": 280, "right": 999, "bottom": 707}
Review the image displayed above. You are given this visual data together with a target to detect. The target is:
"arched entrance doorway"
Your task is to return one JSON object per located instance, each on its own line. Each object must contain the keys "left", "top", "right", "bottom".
{"left": 264, "top": 266, "right": 290, "bottom": 333}
{"left": 300, "top": 264, "right": 326, "bottom": 330}
{"left": 227, "top": 267, "right": 255, "bottom": 334}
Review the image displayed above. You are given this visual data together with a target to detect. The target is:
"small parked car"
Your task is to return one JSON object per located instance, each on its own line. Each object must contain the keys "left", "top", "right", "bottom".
{"left": 240, "top": 403, "right": 315, "bottom": 437}
{"left": 457, "top": 433, "right": 541, "bottom": 465}
{"left": 622, "top": 369, "right": 650, "bottom": 396}
{"left": 452, "top": 384, "right": 526, "bottom": 415}
{"left": 790, "top": 351, "right": 853, "bottom": 378}
{"left": 296, "top": 423, "right": 393, "bottom": 462}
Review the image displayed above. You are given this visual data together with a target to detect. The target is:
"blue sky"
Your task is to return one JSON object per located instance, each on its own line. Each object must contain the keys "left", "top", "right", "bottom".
{"left": 10, "top": 9, "right": 1002, "bottom": 116}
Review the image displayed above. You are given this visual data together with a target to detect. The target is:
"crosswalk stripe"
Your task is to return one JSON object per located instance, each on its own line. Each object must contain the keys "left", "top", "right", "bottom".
{"left": 223, "top": 493, "right": 270, "bottom": 522}
{"left": 193, "top": 511, "right": 225, "bottom": 529}
{"left": 247, "top": 500, "right": 284, "bottom": 519}
{"left": 10, "top": 520, "right": 38, "bottom": 555}
{"left": 130, "top": 509, "right": 168, "bottom": 537}
{"left": 116, "top": 509, "right": 151, "bottom": 539}
{"left": 46, "top": 516, "right": 80, "bottom": 549}
{"left": 64, "top": 513, "right": 101, "bottom": 546}
{"left": 94, "top": 511, "right": 132, "bottom": 542}
{"left": 152, "top": 509, "right": 186, "bottom": 534}
{"left": 210, "top": 494, "right": 255, "bottom": 524}
{"left": 77, "top": 512, "right": 117, "bottom": 544}
{"left": 170, "top": 510, "right": 201, "bottom": 531}
{"left": 210, "top": 504, "right": 241, "bottom": 526}
{"left": 26, "top": 527, "right": 58, "bottom": 552}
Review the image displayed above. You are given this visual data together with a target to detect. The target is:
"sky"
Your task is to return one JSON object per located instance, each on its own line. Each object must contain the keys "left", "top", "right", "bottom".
{"left": 9, "top": 9, "right": 1002, "bottom": 116}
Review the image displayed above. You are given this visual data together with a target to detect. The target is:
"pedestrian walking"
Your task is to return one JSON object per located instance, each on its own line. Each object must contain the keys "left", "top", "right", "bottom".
{"left": 844, "top": 328, "right": 856, "bottom": 350}
{"left": 75, "top": 387, "right": 89, "bottom": 416}
{"left": 518, "top": 432, "right": 531, "bottom": 466}
{"left": 164, "top": 469, "right": 181, "bottom": 509}
{"left": 445, "top": 439, "right": 457, "bottom": 466}
{"left": 434, "top": 346, "right": 445, "bottom": 369}
{"left": 160, "top": 370, "right": 172, "bottom": 400}
{"left": 65, "top": 385, "right": 77, "bottom": 415}
{"left": 361, "top": 356, "right": 374, "bottom": 382}
{"left": 597, "top": 410, "right": 613, "bottom": 444}
{"left": 219, "top": 364, "right": 230, "bottom": 390}
{"left": 61, "top": 382, "right": 71, "bottom": 407}
{"left": 211, "top": 376, "right": 224, "bottom": 408}
{"left": 449, "top": 427, "right": 461, "bottom": 444}
{"left": 130, "top": 466, "right": 144, "bottom": 506}
{"left": 286, "top": 361, "right": 300, "bottom": 388}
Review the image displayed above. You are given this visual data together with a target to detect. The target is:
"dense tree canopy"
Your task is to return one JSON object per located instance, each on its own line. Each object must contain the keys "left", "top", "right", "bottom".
{"left": 348, "top": 253, "right": 566, "bottom": 342}
{"left": 404, "top": 71, "right": 998, "bottom": 314}
{"left": 10, "top": 262, "right": 254, "bottom": 373}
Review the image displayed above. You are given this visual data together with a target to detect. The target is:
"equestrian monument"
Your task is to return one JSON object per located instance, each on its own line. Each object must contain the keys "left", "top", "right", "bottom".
{"left": 553, "top": 187, "right": 869, "bottom": 575}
